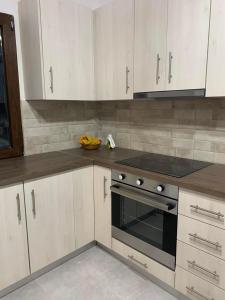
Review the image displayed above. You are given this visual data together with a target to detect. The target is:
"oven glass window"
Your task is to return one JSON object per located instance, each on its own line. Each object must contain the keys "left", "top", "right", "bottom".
{"left": 112, "top": 192, "right": 177, "bottom": 257}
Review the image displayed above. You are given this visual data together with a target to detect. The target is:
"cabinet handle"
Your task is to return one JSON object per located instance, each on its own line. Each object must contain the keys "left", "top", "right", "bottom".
{"left": 16, "top": 193, "right": 22, "bottom": 224}
{"left": 31, "top": 189, "right": 36, "bottom": 218}
{"left": 128, "top": 255, "right": 148, "bottom": 269}
{"left": 126, "top": 66, "right": 130, "bottom": 94}
{"left": 104, "top": 176, "right": 107, "bottom": 200}
{"left": 168, "top": 52, "right": 173, "bottom": 84}
{"left": 186, "top": 286, "right": 214, "bottom": 300}
{"left": 49, "top": 66, "right": 54, "bottom": 93}
{"left": 190, "top": 205, "right": 224, "bottom": 220}
{"left": 187, "top": 260, "right": 219, "bottom": 281}
{"left": 156, "top": 54, "right": 161, "bottom": 85}
{"left": 189, "top": 233, "right": 222, "bottom": 251}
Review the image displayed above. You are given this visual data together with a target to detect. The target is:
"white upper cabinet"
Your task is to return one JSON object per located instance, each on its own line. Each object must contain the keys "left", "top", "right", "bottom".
{"left": 134, "top": 0, "right": 168, "bottom": 93}
{"left": 166, "top": 0, "right": 211, "bottom": 91}
{"left": 95, "top": 0, "right": 134, "bottom": 100}
{"left": 20, "top": 0, "right": 94, "bottom": 100}
{"left": 206, "top": 0, "right": 225, "bottom": 97}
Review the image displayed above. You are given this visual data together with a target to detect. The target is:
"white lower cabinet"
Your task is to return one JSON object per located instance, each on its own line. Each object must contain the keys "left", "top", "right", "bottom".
{"left": 73, "top": 167, "right": 94, "bottom": 249}
{"left": 0, "top": 184, "right": 30, "bottom": 290}
{"left": 112, "top": 238, "right": 175, "bottom": 287}
{"left": 94, "top": 166, "right": 112, "bottom": 248}
{"left": 176, "top": 266, "right": 225, "bottom": 300}
{"left": 24, "top": 172, "right": 76, "bottom": 273}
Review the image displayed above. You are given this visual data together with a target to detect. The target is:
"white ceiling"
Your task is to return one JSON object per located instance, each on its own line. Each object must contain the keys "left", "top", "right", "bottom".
{"left": 76, "top": 0, "right": 111, "bottom": 9}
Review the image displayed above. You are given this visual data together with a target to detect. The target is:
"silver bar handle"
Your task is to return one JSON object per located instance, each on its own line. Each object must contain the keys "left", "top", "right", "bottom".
{"left": 190, "top": 204, "right": 224, "bottom": 220}
{"left": 49, "top": 66, "right": 54, "bottom": 93}
{"left": 187, "top": 260, "right": 219, "bottom": 281}
{"left": 16, "top": 193, "right": 22, "bottom": 224}
{"left": 168, "top": 52, "right": 173, "bottom": 84}
{"left": 31, "top": 189, "right": 36, "bottom": 218}
{"left": 126, "top": 66, "right": 130, "bottom": 94}
{"left": 128, "top": 255, "right": 148, "bottom": 269}
{"left": 156, "top": 54, "right": 160, "bottom": 85}
{"left": 104, "top": 176, "right": 107, "bottom": 200}
{"left": 189, "top": 233, "right": 222, "bottom": 251}
{"left": 186, "top": 286, "right": 214, "bottom": 300}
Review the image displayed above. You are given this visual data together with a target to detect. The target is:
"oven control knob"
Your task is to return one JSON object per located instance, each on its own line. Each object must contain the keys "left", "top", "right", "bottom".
{"left": 118, "top": 174, "right": 126, "bottom": 180}
{"left": 156, "top": 185, "right": 164, "bottom": 193}
{"left": 136, "top": 179, "right": 144, "bottom": 186}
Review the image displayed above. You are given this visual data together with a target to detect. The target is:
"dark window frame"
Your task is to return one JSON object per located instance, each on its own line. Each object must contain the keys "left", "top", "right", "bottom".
{"left": 0, "top": 12, "right": 23, "bottom": 159}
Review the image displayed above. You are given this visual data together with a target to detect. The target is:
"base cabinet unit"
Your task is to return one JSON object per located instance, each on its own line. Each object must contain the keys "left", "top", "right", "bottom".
{"left": 0, "top": 184, "right": 30, "bottom": 290}
{"left": 20, "top": 0, "right": 94, "bottom": 100}
{"left": 94, "top": 166, "right": 112, "bottom": 248}
{"left": 73, "top": 167, "right": 94, "bottom": 249}
{"left": 94, "top": 0, "right": 134, "bottom": 100}
{"left": 24, "top": 172, "right": 76, "bottom": 273}
{"left": 112, "top": 238, "right": 175, "bottom": 287}
{"left": 176, "top": 266, "right": 225, "bottom": 300}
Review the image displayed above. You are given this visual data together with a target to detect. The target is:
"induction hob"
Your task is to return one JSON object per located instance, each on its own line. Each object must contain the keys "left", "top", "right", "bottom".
{"left": 116, "top": 153, "right": 212, "bottom": 178}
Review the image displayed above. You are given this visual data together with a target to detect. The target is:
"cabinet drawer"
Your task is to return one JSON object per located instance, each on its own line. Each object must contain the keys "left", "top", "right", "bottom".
{"left": 179, "top": 189, "right": 225, "bottom": 229}
{"left": 112, "top": 238, "right": 174, "bottom": 287}
{"left": 178, "top": 215, "right": 225, "bottom": 260}
{"left": 177, "top": 240, "right": 225, "bottom": 290}
{"left": 175, "top": 266, "right": 225, "bottom": 300}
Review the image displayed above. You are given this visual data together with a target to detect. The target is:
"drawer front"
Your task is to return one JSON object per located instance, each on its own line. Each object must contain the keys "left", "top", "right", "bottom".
{"left": 178, "top": 215, "right": 225, "bottom": 260}
{"left": 176, "top": 266, "right": 225, "bottom": 300}
{"left": 179, "top": 189, "right": 225, "bottom": 229}
{"left": 112, "top": 238, "right": 174, "bottom": 287}
{"left": 177, "top": 240, "right": 225, "bottom": 290}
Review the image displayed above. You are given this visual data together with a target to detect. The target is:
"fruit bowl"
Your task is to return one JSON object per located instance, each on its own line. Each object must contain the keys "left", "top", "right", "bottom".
{"left": 80, "top": 135, "right": 101, "bottom": 150}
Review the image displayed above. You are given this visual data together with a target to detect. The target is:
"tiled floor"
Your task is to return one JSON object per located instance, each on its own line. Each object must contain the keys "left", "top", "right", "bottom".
{"left": 2, "top": 247, "right": 178, "bottom": 300}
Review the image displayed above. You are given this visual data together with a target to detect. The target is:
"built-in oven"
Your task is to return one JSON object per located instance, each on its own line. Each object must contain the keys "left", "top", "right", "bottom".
{"left": 111, "top": 170, "right": 179, "bottom": 270}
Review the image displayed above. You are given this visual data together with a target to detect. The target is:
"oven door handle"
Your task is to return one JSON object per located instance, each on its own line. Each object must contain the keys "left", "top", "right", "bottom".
{"left": 110, "top": 185, "right": 175, "bottom": 212}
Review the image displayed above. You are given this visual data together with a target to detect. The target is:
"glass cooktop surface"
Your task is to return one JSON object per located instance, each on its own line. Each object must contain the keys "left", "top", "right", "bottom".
{"left": 116, "top": 153, "right": 212, "bottom": 178}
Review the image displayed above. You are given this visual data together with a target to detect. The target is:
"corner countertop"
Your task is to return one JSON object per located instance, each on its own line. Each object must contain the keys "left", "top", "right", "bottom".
{"left": 0, "top": 147, "right": 225, "bottom": 200}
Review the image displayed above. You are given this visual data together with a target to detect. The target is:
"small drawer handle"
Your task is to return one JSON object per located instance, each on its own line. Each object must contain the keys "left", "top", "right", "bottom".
{"left": 190, "top": 205, "right": 224, "bottom": 220}
{"left": 187, "top": 260, "right": 219, "bottom": 281}
{"left": 128, "top": 255, "right": 148, "bottom": 269}
{"left": 189, "top": 233, "right": 222, "bottom": 251}
{"left": 186, "top": 286, "right": 214, "bottom": 300}
{"left": 16, "top": 193, "right": 22, "bottom": 224}
{"left": 31, "top": 189, "right": 36, "bottom": 218}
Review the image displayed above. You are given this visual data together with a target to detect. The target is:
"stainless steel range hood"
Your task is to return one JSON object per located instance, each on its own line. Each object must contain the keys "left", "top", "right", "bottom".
{"left": 134, "top": 89, "right": 205, "bottom": 99}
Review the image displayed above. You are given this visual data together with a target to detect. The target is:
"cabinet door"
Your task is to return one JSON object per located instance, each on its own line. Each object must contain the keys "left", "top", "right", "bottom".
{"left": 24, "top": 172, "right": 75, "bottom": 273}
{"left": 73, "top": 167, "right": 94, "bottom": 249}
{"left": 0, "top": 184, "right": 29, "bottom": 290}
{"left": 206, "top": 0, "right": 225, "bottom": 97}
{"left": 40, "top": 0, "right": 94, "bottom": 100}
{"left": 94, "top": 166, "right": 111, "bottom": 248}
{"left": 134, "top": 0, "right": 167, "bottom": 93}
{"left": 166, "top": 0, "right": 210, "bottom": 90}
{"left": 95, "top": 0, "right": 134, "bottom": 100}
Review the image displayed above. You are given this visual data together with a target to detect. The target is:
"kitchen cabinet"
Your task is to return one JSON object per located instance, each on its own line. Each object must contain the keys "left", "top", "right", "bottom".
{"left": 206, "top": 0, "right": 225, "bottom": 97}
{"left": 95, "top": 0, "right": 134, "bottom": 100}
{"left": 94, "top": 166, "right": 112, "bottom": 248}
{"left": 73, "top": 167, "right": 94, "bottom": 249}
{"left": 20, "top": 0, "right": 94, "bottom": 100}
{"left": 134, "top": 0, "right": 210, "bottom": 93}
{"left": 24, "top": 172, "right": 75, "bottom": 273}
{"left": 0, "top": 184, "right": 29, "bottom": 290}
{"left": 134, "top": 0, "right": 167, "bottom": 93}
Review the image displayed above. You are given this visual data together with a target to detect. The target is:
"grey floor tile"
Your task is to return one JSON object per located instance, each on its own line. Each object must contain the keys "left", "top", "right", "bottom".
{"left": 2, "top": 247, "right": 178, "bottom": 300}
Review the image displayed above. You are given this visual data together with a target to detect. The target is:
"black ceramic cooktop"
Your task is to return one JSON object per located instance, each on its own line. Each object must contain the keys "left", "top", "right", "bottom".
{"left": 116, "top": 153, "right": 212, "bottom": 178}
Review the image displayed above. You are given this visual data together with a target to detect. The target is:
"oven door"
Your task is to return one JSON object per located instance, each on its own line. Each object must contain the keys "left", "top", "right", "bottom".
{"left": 111, "top": 183, "right": 178, "bottom": 270}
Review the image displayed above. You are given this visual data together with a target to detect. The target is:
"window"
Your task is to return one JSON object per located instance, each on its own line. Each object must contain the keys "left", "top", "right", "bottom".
{"left": 0, "top": 13, "right": 23, "bottom": 159}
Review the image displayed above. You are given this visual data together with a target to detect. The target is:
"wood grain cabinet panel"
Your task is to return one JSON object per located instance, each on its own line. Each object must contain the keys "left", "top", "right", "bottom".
{"left": 94, "top": 166, "right": 112, "bottom": 248}
{"left": 73, "top": 167, "right": 95, "bottom": 249}
{"left": 0, "top": 184, "right": 29, "bottom": 290}
{"left": 24, "top": 172, "right": 76, "bottom": 273}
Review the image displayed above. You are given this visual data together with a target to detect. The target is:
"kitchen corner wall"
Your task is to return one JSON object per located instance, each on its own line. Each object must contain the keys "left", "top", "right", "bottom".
{"left": 23, "top": 98, "right": 225, "bottom": 165}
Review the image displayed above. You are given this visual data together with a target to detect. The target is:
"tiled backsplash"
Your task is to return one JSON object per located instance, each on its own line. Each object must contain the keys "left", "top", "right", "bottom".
{"left": 22, "top": 98, "right": 225, "bottom": 164}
